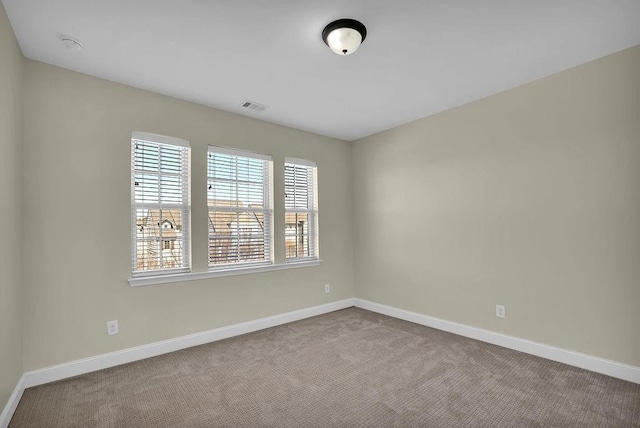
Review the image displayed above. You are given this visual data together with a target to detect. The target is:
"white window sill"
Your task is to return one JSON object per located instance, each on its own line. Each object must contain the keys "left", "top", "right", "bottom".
{"left": 128, "top": 260, "right": 322, "bottom": 287}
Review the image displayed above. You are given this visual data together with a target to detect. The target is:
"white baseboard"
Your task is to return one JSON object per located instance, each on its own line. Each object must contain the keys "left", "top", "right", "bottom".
{"left": 354, "top": 298, "right": 640, "bottom": 384}
{"left": 3, "top": 296, "right": 637, "bottom": 427}
{"left": 22, "top": 298, "right": 355, "bottom": 389}
{"left": 0, "top": 375, "right": 25, "bottom": 428}
{"left": 0, "top": 298, "right": 355, "bottom": 426}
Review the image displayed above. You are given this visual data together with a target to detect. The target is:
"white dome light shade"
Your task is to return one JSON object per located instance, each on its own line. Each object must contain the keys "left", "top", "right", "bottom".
{"left": 326, "top": 28, "right": 362, "bottom": 55}
{"left": 322, "top": 19, "right": 367, "bottom": 56}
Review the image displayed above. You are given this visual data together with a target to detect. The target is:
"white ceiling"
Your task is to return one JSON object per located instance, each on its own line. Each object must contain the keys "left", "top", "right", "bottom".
{"left": 4, "top": 0, "right": 640, "bottom": 141}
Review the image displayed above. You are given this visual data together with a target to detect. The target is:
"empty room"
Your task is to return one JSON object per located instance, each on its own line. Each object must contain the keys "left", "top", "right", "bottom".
{"left": 1, "top": 0, "right": 639, "bottom": 426}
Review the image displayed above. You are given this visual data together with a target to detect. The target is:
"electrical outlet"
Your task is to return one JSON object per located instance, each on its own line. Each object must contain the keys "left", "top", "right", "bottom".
{"left": 324, "top": 283, "right": 330, "bottom": 294}
{"left": 107, "top": 320, "right": 119, "bottom": 335}
{"left": 495, "top": 305, "right": 506, "bottom": 319}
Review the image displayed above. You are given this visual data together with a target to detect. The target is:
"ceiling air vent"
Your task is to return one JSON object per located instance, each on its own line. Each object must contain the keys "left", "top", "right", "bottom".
{"left": 241, "top": 100, "right": 268, "bottom": 112}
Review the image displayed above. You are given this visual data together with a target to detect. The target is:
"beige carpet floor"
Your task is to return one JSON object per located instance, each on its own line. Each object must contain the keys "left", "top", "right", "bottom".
{"left": 10, "top": 308, "right": 640, "bottom": 427}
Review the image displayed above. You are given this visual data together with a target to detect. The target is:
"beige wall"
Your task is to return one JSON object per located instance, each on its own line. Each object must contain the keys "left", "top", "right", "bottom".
{"left": 21, "top": 61, "right": 354, "bottom": 371}
{"left": 352, "top": 45, "right": 640, "bottom": 366}
{"left": 5, "top": 10, "right": 640, "bottom": 393}
{"left": 0, "top": 2, "right": 23, "bottom": 409}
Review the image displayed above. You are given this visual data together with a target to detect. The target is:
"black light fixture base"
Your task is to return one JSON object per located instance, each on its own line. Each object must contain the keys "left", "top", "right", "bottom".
{"left": 322, "top": 19, "right": 367, "bottom": 47}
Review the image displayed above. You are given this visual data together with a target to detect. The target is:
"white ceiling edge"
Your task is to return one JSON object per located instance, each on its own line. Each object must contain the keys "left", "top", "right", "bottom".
{"left": 4, "top": 0, "right": 640, "bottom": 141}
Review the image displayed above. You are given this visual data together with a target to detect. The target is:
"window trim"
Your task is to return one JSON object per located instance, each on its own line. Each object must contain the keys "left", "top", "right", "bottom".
{"left": 128, "top": 259, "right": 322, "bottom": 287}
{"left": 132, "top": 131, "right": 189, "bottom": 148}
{"left": 131, "top": 132, "right": 191, "bottom": 277}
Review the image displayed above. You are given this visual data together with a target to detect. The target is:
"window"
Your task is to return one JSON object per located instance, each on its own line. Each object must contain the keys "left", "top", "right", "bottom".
{"left": 285, "top": 158, "right": 318, "bottom": 261}
{"left": 131, "top": 132, "right": 190, "bottom": 276}
{"left": 208, "top": 146, "right": 273, "bottom": 268}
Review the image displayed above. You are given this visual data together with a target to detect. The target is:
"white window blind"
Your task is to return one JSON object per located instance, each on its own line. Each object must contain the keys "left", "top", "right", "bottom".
{"left": 285, "top": 158, "right": 318, "bottom": 261}
{"left": 131, "top": 132, "right": 190, "bottom": 276}
{"left": 208, "top": 146, "right": 273, "bottom": 268}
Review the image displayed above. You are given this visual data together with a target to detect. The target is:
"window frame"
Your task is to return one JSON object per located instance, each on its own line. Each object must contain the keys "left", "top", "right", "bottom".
{"left": 207, "top": 145, "right": 274, "bottom": 271}
{"left": 128, "top": 140, "right": 324, "bottom": 287}
{"left": 131, "top": 132, "right": 191, "bottom": 277}
{"left": 284, "top": 158, "right": 319, "bottom": 262}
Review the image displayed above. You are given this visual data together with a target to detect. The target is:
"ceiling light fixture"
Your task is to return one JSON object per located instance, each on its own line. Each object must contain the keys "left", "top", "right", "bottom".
{"left": 322, "top": 19, "right": 367, "bottom": 56}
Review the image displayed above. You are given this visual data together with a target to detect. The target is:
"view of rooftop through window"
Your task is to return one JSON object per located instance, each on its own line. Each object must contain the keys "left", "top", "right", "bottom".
{"left": 132, "top": 135, "right": 190, "bottom": 275}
